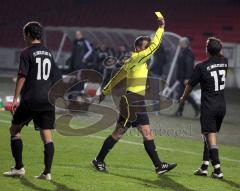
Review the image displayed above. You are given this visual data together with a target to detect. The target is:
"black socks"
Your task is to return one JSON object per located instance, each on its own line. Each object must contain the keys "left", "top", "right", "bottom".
{"left": 96, "top": 137, "right": 162, "bottom": 169}
{"left": 96, "top": 135, "right": 118, "bottom": 162}
{"left": 43, "top": 142, "right": 54, "bottom": 175}
{"left": 209, "top": 145, "right": 220, "bottom": 165}
{"left": 203, "top": 140, "right": 210, "bottom": 161}
{"left": 209, "top": 145, "right": 221, "bottom": 173}
{"left": 10, "top": 136, "right": 54, "bottom": 174}
{"left": 201, "top": 139, "right": 210, "bottom": 170}
{"left": 144, "top": 140, "right": 161, "bottom": 168}
{"left": 11, "top": 137, "right": 24, "bottom": 170}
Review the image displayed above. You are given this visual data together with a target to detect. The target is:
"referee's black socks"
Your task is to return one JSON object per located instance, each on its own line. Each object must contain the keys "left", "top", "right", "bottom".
{"left": 11, "top": 136, "right": 24, "bottom": 170}
{"left": 144, "top": 140, "right": 161, "bottom": 168}
{"left": 43, "top": 142, "right": 54, "bottom": 175}
{"left": 96, "top": 135, "right": 118, "bottom": 162}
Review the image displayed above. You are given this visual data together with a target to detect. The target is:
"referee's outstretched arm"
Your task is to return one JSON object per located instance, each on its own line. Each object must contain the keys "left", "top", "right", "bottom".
{"left": 102, "top": 12, "right": 165, "bottom": 96}
{"left": 132, "top": 14, "right": 165, "bottom": 64}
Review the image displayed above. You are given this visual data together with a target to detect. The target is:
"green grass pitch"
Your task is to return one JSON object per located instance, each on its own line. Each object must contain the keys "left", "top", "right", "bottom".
{"left": 0, "top": 108, "right": 240, "bottom": 191}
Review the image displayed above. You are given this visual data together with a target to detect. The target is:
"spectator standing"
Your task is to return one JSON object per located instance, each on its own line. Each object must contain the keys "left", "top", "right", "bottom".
{"left": 70, "top": 31, "right": 93, "bottom": 72}
{"left": 175, "top": 37, "right": 199, "bottom": 117}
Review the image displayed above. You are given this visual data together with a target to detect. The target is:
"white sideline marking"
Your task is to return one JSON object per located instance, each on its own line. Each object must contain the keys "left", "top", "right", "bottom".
{"left": 0, "top": 115, "right": 240, "bottom": 164}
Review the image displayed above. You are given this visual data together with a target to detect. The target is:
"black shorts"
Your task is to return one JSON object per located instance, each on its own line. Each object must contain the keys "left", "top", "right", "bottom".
{"left": 117, "top": 91, "right": 149, "bottom": 128}
{"left": 12, "top": 104, "right": 55, "bottom": 130}
{"left": 200, "top": 108, "right": 226, "bottom": 133}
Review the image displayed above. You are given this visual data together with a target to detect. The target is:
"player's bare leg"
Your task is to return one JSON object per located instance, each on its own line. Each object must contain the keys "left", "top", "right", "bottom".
{"left": 35, "top": 129, "right": 54, "bottom": 180}
{"left": 137, "top": 124, "right": 177, "bottom": 175}
{"left": 206, "top": 133, "right": 223, "bottom": 179}
{"left": 3, "top": 124, "right": 25, "bottom": 177}
{"left": 91, "top": 124, "right": 127, "bottom": 172}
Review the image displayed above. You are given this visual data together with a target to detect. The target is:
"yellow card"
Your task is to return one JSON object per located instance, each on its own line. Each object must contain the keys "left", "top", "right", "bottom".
{"left": 155, "top": 12, "right": 163, "bottom": 19}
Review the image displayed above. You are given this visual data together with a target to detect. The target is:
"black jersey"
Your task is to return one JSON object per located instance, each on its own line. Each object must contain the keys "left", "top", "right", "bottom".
{"left": 18, "top": 43, "right": 61, "bottom": 111}
{"left": 188, "top": 56, "right": 228, "bottom": 111}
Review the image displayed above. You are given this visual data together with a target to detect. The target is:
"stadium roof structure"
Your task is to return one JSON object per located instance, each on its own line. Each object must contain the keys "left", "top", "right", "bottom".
{"left": 44, "top": 26, "right": 182, "bottom": 95}
{"left": 44, "top": 26, "right": 181, "bottom": 46}
{"left": 44, "top": 26, "right": 181, "bottom": 61}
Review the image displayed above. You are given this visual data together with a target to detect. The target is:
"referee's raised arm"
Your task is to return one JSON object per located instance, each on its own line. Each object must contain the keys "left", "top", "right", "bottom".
{"left": 132, "top": 12, "right": 165, "bottom": 64}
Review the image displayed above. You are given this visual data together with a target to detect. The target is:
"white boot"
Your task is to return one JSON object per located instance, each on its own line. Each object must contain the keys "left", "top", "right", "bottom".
{"left": 3, "top": 167, "right": 25, "bottom": 177}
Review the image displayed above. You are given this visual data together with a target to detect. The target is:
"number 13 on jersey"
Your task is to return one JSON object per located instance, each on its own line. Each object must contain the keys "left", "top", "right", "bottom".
{"left": 210, "top": 70, "right": 226, "bottom": 91}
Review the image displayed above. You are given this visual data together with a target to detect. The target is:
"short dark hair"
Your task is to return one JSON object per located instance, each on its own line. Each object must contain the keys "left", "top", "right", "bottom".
{"left": 23, "top": 21, "right": 43, "bottom": 40}
{"left": 134, "top": 36, "right": 151, "bottom": 49}
{"left": 207, "top": 37, "right": 222, "bottom": 56}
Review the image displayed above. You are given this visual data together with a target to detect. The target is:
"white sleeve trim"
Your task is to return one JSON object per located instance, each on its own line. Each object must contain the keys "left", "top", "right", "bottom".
{"left": 83, "top": 40, "right": 93, "bottom": 60}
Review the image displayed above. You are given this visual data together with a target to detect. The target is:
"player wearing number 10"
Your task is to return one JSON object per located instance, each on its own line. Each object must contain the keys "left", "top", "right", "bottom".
{"left": 3, "top": 21, "right": 61, "bottom": 180}
{"left": 180, "top": 37, "right": 228, "bottom": 179}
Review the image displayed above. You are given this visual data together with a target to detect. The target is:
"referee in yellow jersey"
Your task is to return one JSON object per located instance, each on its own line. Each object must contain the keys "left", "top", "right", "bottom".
{"left": 91, "top": 12, "right": 177, "bottom": 175}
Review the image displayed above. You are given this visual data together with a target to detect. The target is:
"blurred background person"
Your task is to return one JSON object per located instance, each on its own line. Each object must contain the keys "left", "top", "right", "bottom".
{"left": 94, "top": 43, "right": 115, "bottom": 73}
{"left": 101, "top": 56, "right": 119, "bottom": 88}
{"left": 69, "top": 31, "right": 93, "bottom": 93}
{"left": 117, "top": 45, "right": 130, "bottom": 63}
{"left": 149, "top": 45, "right": 167, "bottom": 78}
{"left": 70, "top": 31, "right": 93, "bottom": 72}
{"left": 175, "top": 37, "right": 200, "bottom": 117}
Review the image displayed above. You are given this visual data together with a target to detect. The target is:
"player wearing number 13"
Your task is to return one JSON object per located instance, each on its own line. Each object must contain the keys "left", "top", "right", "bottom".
{"left": 180, "top": 37, "right": 228, "bottom": 179}
{"left": 3, "top": 21, "right": 61, "bottom": 180}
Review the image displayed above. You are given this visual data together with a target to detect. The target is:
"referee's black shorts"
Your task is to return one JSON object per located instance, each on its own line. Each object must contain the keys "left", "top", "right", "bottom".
{"left": 200, "top": 107, "right": 226, "bottom": 133}
{"left": 12, "top": 104, "right": 55, "bottom": 130}
{"left": 117, "top": 91, "right": 149, "bottom": 128}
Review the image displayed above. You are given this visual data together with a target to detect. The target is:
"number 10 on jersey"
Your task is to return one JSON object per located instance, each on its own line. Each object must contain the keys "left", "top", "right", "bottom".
{"left": 36, "top": 57, "right": 51, "bottom": 80}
